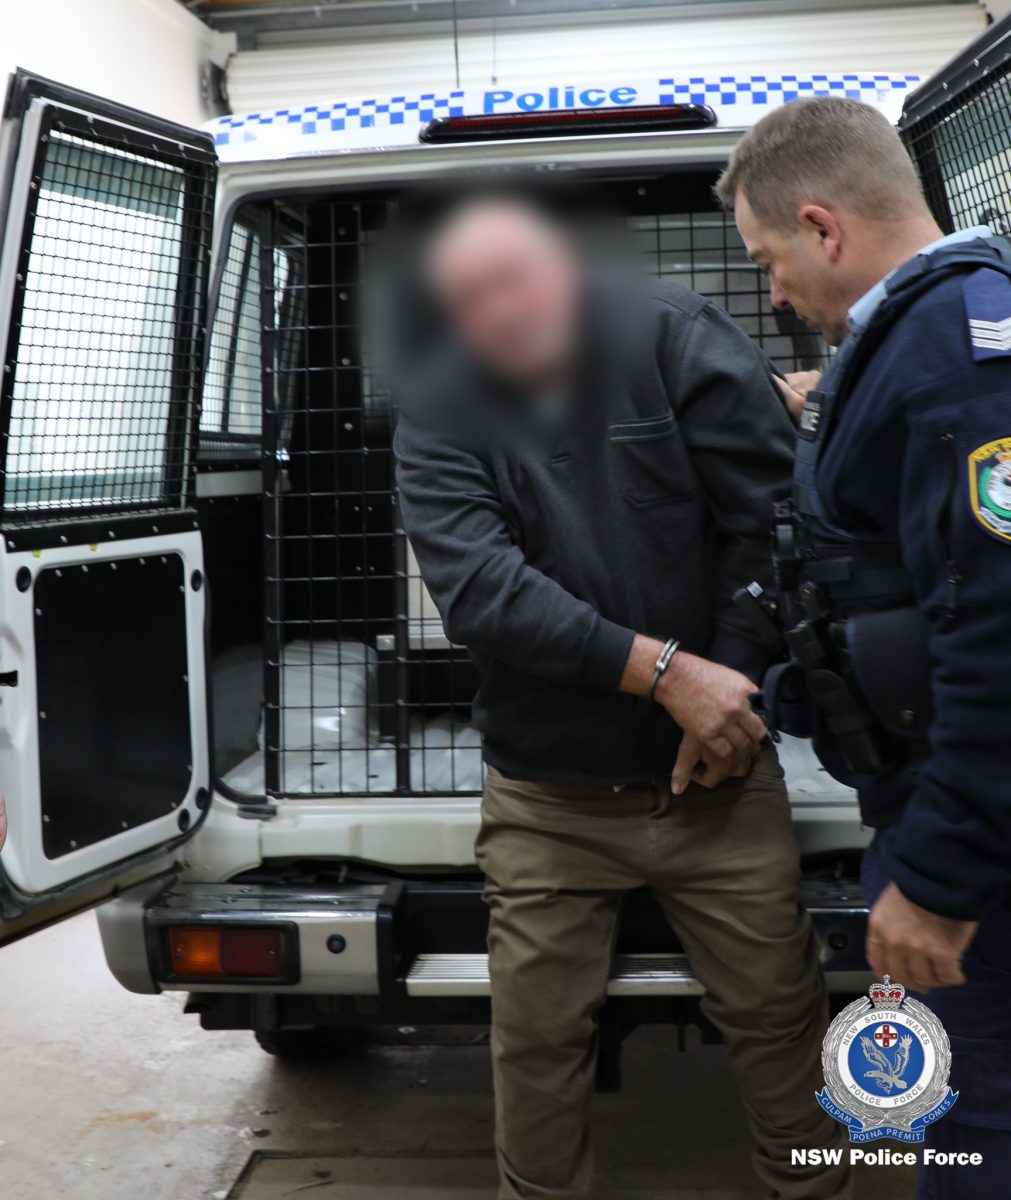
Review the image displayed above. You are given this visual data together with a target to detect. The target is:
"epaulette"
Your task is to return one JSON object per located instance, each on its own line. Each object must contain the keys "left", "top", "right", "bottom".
{"left": 963, "top": 266, "right": 1011, "bottom": 360}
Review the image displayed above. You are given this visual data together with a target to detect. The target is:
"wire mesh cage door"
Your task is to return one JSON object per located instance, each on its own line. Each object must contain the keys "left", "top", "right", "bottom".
{"left": 900, "top": 51, "right": 1011, "bottom": 237}
{"left": 1, "top": 104, "right": 215, "bottom": 525}
{"left": 257, "top": 198, "right": 482, "bottom": 800}
{"left": 0, "top": 78, "right": 217, "bottom": 921}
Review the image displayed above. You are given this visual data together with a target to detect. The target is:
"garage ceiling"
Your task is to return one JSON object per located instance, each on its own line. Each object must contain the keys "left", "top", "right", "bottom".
{"left": 179, "top": 0, "right": 983, "bottom": 41}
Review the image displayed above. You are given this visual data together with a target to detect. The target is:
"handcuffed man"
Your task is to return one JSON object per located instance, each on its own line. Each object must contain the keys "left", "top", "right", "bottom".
{"left": 395, "top": 195, "right": 848, "bottom": 1200}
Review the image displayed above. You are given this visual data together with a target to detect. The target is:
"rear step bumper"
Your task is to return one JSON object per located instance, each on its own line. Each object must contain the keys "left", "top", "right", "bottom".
{"left": 407, "top": 952, "right": 702, "bottom": 998}
{"left": 98, "top": 876, "right": 870, "bottom": 999}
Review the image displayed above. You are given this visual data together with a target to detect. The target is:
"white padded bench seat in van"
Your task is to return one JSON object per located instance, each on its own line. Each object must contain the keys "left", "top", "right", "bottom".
{"left": 223, "top": 638, "right": 483, "bottom": 796}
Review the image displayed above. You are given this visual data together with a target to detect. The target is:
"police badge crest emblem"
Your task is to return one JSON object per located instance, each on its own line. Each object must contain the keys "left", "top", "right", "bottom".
{"left": 816, "top": 976, "right": 958, "bottom": 1143}
{"left": 969, "top": 438, "right": 1011, "bottom": 544}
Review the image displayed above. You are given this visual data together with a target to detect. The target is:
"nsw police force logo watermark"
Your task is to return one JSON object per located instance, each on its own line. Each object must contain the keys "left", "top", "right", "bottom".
{"left": 816, "top": 976, "right": 958, "bottom": 1143}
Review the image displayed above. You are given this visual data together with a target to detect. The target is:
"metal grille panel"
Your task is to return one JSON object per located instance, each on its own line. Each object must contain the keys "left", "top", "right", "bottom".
{"left": 1, "top": 110, "right": 214, "bottom": 521}
{"left": 902, "top": 54, "right": 1011, "bottom": 236}
{"left": 222, "top": 179, "right": 822, "bottom": 799}
{"left": 623, "top": 207, "right": 824, "bottom": 370}
{"left": 202, "top": 222, "right": 263, "bottom": 460}
{"left": 202, "top": 218, "right": 303, "bottom": 462}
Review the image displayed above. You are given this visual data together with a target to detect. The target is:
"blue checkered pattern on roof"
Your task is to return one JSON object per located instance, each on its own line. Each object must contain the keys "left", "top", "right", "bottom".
{"left": 658, "top": 73, "right": 921, "bottom": 106}
{"left": 212, "top": 90, "right": 466, "bottom": 146}
{"left": 208, "top": 74, "right": 920, "bottom": 152}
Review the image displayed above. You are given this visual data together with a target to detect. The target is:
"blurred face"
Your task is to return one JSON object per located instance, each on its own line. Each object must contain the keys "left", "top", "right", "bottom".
{"left": 429, "top": 203, "right": 581, "bottom": 387}
{"left": 735, "top": 189, "right": 852, "bottom": 347}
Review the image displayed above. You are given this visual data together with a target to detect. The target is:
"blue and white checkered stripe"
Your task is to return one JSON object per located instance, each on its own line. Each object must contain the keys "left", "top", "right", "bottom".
{"left": 207, "top": 73, "right": 920, "bottom": 159}
{"left": 211, "top": 91, "right": 466, "bottom": 148}
{"left": 659, "top": 73, "right": 921, "bottom": 106}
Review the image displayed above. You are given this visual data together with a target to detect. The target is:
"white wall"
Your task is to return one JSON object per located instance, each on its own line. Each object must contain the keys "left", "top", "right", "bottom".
{"left": 0, "top": 0, "right": 234, "bottom": 128}
{"left": 227, "top": 2, "right": 987, "bottom": 113}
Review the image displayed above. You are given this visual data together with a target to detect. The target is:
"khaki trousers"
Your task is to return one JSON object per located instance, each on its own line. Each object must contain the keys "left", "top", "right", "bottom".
{"left": 475, "top": 749, "right": 849, "bottom": 1200}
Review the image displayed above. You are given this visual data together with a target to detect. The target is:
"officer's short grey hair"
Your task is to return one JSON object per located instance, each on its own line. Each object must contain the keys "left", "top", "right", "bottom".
{"left": 715, "top": 96, "right": 928, "bottom": 233}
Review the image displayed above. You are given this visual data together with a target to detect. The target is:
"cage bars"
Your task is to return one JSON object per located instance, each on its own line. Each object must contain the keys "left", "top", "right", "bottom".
{"left": 245, "top": 180, "right": 825, "bottom": 799}
{"left": 1, "top": 108, "right": 214, "bottom": 522}
{"left": 901, "top": 54, "right": 1011, "bottom": 237}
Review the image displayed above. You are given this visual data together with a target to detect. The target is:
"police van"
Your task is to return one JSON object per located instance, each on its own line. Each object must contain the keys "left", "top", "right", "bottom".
{"left": 0, "top": 18, "right": 1000, "bottom": 1060}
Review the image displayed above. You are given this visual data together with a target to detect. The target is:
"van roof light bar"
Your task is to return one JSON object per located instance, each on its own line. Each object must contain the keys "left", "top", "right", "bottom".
{"left": 419, "top": 103, "right": 717, "bottom": 144}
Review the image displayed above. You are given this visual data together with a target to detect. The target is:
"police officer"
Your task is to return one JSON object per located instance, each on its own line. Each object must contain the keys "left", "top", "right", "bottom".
{"left": 718, "top": 96, "right": 1011, "bottom": 1196}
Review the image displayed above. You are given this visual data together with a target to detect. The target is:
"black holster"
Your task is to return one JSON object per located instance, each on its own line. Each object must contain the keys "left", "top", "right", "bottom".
{"left": 844, "top": 607, "right": 933, "bottom": 739}
{"left": 759, "top": 606, "right": 932, "bottom": 781}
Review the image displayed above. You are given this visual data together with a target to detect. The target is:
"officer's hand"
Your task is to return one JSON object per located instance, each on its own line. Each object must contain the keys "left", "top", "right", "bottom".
{"left": 867, "top": 882, "right": 978, "bottom": 992}
{"left": 656, "top": 652, "right": 766, "bottom": 793}
{"left": 774, "top": 370, "right": 823, "bottom": 423}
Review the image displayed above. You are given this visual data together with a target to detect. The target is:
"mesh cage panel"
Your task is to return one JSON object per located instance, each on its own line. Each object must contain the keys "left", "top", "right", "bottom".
{"left": 246, "top": 180, "right": 823, "bottom": 799}
{"left": 623, "top": 209, "right": 824, "bottom": 370}
{"left": 901, "top": 62, "right": 1011, "bottom": 236}
{"left": 202, "top": 215, "right": 304, "bottom": 463}
{"left": 202, "top": 222, "right": 262, "bottom": 460}
{"left": 1, "top": 109, "right": 214, "bottom": 522}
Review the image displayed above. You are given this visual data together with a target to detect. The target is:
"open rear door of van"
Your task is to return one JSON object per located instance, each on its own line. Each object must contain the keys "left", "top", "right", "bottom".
{"left": 0, "top": 72, "right": 215, "bottom": 944}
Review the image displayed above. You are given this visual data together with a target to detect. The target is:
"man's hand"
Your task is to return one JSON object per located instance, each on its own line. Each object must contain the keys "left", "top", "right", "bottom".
{"left": 619, "top": 637, "right": 765, "bottom": 791}
{"left": 656, "top": 651, "right": 766, "bottom": 792}
{"left": 774, "top": 370, "right": 823, "bottom": 423}
{"left": 669, "top": 731, "right": 753, "bottom": 794}
{"left": 867, "top": 882, "right": 978, "bottom": 992}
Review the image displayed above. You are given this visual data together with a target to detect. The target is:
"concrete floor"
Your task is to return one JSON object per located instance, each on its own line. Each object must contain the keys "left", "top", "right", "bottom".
{"left": 0, "top": 912, "right": 914, "bottom": 1200}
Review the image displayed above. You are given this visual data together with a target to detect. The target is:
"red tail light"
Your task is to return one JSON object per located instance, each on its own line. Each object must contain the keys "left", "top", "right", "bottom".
{"left": 166, "top": 925, "right": 288, "bottom": 980}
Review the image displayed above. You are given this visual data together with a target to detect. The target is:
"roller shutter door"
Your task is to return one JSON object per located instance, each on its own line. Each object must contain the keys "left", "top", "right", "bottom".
{"left": 224, "top": 3, "right": 987, "bottom": 113}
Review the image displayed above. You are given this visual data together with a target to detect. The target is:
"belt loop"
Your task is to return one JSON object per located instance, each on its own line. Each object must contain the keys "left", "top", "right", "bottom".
{"left": 649, "top": 781, "right": 672, "bottom": 818}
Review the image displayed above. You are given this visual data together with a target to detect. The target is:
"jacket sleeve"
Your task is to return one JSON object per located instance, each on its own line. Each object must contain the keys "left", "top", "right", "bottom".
{"left": 393, "top": 412, "right": 635, "bottom": 691}
{"left": 879, "top": 377, "right": 1011, "bottom": 919}
{"left": 660, "top": 301, "right": 796, "bottom": 683}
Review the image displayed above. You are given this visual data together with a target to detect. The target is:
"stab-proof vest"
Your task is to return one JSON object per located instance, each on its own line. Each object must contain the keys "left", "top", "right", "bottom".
{"left": 770, "top": 236, "right": 1011, "bottom": 784}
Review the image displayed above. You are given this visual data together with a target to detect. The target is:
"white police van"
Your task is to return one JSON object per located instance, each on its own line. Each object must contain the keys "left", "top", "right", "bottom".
{"left": 0, "top": 25, "right": 998, "bottom": 1057}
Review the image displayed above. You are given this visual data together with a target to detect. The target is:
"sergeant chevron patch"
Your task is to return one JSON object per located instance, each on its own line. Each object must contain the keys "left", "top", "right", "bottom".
{"left": 963, "top": 268, "right": 1011, "bottom": 360}
{"left": 968, "top": 315, "right": 1011, "bottom": 351}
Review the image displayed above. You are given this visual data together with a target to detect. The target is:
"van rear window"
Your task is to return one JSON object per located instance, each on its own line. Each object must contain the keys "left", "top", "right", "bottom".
{"left": 202, "top": 219, "right": 301, "bottom": 463}
{"left": 2, "top": 114, "right": 213, "bottom": 520}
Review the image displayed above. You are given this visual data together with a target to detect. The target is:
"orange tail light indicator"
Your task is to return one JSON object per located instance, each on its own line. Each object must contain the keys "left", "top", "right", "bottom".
{"left": 167, "top": 926, "right": 286, "bottom": 980}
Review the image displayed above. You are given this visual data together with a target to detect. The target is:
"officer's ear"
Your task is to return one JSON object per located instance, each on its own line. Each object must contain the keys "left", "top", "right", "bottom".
{"left": 797, "top": 204, "right": 843, "bottom": 264}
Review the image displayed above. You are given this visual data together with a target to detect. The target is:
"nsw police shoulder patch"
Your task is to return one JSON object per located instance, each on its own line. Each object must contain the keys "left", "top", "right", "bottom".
{"left": 963, "top": 267, "right": 1011, "bottom": 360}
{"left": 969, "top": 437, "right": 1011, "bottom": 544}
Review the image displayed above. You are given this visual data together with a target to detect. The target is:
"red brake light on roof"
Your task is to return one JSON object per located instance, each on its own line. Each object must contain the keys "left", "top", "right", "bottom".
{"left": 419, "top": 103, "right": 717, "bottom": 144}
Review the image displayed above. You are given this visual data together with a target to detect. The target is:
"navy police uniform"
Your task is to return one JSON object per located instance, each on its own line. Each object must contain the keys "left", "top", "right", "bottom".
{"left": 780, "top": 229, "right": 1011, "bottom": 1195}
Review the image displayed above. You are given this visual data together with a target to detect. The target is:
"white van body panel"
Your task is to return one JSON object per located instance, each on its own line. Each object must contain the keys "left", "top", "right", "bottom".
{"left": 187, "top": 733, "right": 864, "bottom": 882}
{"left": 0, "top": 533, "right": 210, "bottom": 895}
